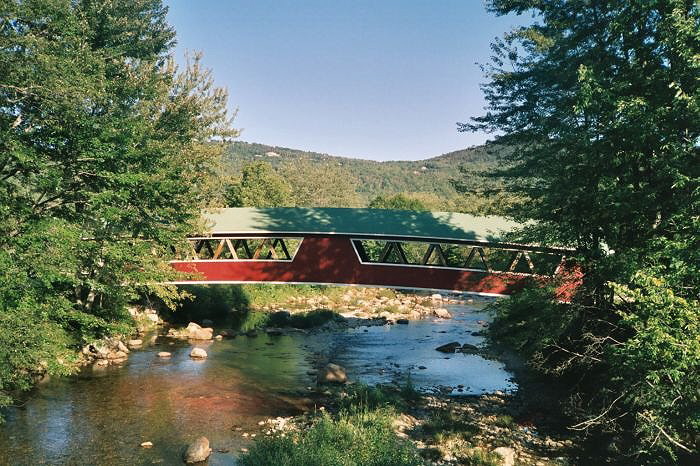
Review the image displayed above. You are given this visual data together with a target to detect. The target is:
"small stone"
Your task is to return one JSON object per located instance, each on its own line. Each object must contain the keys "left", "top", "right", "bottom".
{"left": 214, "top": 335, "right": 223, "bottom": 341}
{"left": 189, "top": 348, "right": 207, "bottom": 359}
{"left": 94, "top": 359, "right": 109, "bottom": 367}
{"left": 240, "top": 447, "right": 248, "bottom": 453}
{"left": 140, "top": 441, "right": 153, "bottom": 448}
{"left": 418, "top": 365, "right": 427, "bottom": 370}
{"left": 396, "top": 318, "right": 409, "bottom": 324}
{"left": 127, "top": 339, "right": 142, "bottom": 348}
{"left": 117, "top": 341, "right": 130, "bottom": 353}
{"left": 183, "top": 436, "right": 211, "bottom": 463}
{"left": 157, "top": 352, "right": 171, "bottom": 358}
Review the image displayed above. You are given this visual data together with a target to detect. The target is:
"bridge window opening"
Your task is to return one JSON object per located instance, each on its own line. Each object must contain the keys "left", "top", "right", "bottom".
{"left": 184, "top": 237, "right": 302, "bottom": 261}
{"left": 352, "top": 239, "right": 565, "bottom": 276}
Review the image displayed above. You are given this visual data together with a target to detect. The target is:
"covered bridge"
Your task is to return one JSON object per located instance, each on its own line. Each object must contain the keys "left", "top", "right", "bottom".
{"left": 170, "top": 207, "right": 580, "bottom": 298}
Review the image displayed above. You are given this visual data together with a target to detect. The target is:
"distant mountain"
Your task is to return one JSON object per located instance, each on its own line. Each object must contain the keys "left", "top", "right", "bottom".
{"left": 223, "top": 141, "right": 509, "bottom": 211}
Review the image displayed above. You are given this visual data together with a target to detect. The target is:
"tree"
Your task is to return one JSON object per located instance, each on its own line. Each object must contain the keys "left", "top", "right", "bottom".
{"left": 0, "top": 0, "right": 236, "bottom": 410}
{"left": 465, "top": 1, "right": 699, "bottom": 461}
{"left": 367, "top": 193, "right": 427, "bottom": 211}
{"left": 279, "top": 160, "right": 361, "bottom": 207}
{"left": 226, "top": 161, "right": 294, "bottom": 207}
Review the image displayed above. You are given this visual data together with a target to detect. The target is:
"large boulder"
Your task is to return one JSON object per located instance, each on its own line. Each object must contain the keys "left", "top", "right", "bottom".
{"left": 435, "top": 342, "right": 462, "bottom": 353}
{"left": 433, "top": 308, "right": 452, "bottom": 319}
{"left": 189, "top": 348, "right": 208, "bottom": 359}
{"left": 117, "top": 341, "right": 130, "bottom": 354}
{"left": 183, "top": 436, "right": 212, "bottom": 463}
{"left": 317, "top": 363, "right": 348, "bottom": 384}
{"left": 460, "top": 343, "right": 480, "bottom": 354}
{"left": 108, "top": 350, "right": 128, "bottom": 360}
{"left": 186, "top": 322, "right": 213, "bottom": 340}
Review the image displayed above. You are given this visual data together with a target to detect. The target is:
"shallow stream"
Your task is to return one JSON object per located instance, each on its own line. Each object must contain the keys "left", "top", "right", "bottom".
{"left": 0, "top": 302, "right": 515, "bottom": 465}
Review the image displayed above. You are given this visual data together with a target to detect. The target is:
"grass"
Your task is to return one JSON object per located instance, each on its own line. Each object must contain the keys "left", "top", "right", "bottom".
{"left": 238, "top": 409, "right": 424, "bottom": 466}
{"left": 493, "top": 414, "right": 516, "bottom": 429}
{"left": 240, "top": 284, "right": 346, "bottom": 309}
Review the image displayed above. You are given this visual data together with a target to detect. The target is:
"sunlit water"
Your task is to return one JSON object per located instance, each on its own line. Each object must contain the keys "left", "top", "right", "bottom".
{"left": 0, "top": 303, "right": 515, "bottom": 465}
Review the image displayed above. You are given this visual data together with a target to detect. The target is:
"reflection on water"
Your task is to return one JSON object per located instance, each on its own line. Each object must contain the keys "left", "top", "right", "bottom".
{"left": 0, "top": 303, "right": 514, "bottom": 465}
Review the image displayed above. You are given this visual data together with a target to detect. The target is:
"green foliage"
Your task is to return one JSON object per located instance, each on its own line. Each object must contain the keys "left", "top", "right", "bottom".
{"left": 471, "top": 1, "right": 700, "bottom": 461}
{"left": 164, "top": 285, "right": 249, "bottom": 324}
{"left": 235, "top": 284, "right": 345, "bottom": 309}
{"left": 368, "top": 193, "right": 428, "bottom": 211}
{"left": 239, "top": 409, "right": 424, "bottom": 466}
{"left": 337, "top": 382, "right": 418, "bottom": 413}
{"left": 608, "top": 273, "right": 699, "bottom": 461}
{"left": 0, "top": 0, "right": 235, "bottom": 407}
{"left": 224, "top": 141, "right": 509, "bottom": 213}
{"left": 226, "top": 161, "right": 294, "bottom": 207}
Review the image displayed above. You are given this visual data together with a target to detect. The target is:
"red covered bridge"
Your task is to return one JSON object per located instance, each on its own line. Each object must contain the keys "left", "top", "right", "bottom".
{"left": 170, "top": 208, "right": 580, "bottom": 299}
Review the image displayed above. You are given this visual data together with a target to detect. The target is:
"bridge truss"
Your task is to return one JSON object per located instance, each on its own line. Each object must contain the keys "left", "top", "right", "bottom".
{"left": 172, "top": 233, "right": 580, "bottom": 299}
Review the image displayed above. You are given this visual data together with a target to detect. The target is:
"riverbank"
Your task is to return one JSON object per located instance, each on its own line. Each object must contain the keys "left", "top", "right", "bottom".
{"left": 239, "top": 366, "right": 577, "bottom": 465}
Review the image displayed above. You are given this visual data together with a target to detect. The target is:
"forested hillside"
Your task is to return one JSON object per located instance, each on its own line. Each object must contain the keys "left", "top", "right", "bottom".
{"left": 223, "top": 141, "right": 511, "bottom": 212}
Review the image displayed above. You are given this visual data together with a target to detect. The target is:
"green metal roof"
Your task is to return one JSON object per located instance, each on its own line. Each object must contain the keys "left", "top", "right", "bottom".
{"left": 200, "top": 207, "right": 521, "bottom": 243}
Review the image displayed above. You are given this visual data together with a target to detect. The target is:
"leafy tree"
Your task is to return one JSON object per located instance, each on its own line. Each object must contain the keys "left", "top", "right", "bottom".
{"left": 0, "top": 0, "right": 235, "bottom": 410}
{"left": 279, "top": 159, "right": 361, "bottom": 207}
{"left": 226, "top": 161, "right": 294, "bottom": 207}
{"left": 466, "top": 0, "right": 699, "bottom": 461}
{"left": 368, "top": 193, "right": 428, "bottom": 211}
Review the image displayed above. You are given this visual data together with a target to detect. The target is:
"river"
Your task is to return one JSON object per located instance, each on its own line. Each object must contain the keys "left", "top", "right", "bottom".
{"left": 0, "top": 302, "right": 515, "bottom": 465}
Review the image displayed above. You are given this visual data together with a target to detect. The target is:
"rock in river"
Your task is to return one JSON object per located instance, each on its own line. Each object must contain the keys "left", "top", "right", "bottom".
{"left": 435, "top": 342, "right": 461, "bottom": 353}
{"left": 433, "top": 308, "right": 452, "bottom": 319}
{"left": 127, "top": 339, "right": 142, "bottom": 348}
{"left": 189, "top": 348, "right": 207, "bottom": 359}
{"left": 460, "top": 343, "right": 480, "bottom": 354}
{"left": 183, "top": 436, "right": 211, "bottom": 463}
{"left": 157, "top": 351, "right": 171, "bottom": 358}
{"left": 186, "top": 322, "right": 213, "bottom": 340}
{"left": 317, "top": 363, "right": 348, "bottom": 384}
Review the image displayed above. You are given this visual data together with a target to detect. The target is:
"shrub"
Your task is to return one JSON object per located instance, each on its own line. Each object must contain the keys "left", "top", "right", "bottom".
{"left": 239, "top": 409, "right": 423, "bottom": 466}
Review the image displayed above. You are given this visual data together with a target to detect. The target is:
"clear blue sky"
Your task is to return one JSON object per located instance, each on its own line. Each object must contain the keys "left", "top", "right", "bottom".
{"left": 165, "top": 1, "right": 528, "bottom": 161}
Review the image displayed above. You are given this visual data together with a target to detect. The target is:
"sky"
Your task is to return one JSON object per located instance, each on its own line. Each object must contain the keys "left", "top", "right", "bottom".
{"left": 165, "top": 1, "right": 529, "bottom": 161}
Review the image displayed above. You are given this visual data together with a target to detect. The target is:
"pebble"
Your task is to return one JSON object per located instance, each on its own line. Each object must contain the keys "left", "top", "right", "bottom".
{"left": 140, "top": 441, "right": 153, "bottom": 448}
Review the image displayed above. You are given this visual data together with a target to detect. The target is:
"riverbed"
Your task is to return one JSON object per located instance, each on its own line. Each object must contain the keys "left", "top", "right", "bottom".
{"left": 0, "top": 302, "right": 515, "bottom": 465}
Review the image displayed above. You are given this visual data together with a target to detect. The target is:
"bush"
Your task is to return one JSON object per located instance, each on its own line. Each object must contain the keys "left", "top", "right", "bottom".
{"left": 239, "top": 409, "right": 423, "bottom": 466}
{"left": 607, "top": 274, "right": 699, "bottom": 462}
{"left": 488, "top": 275, "right": 700, "bottom": 463}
